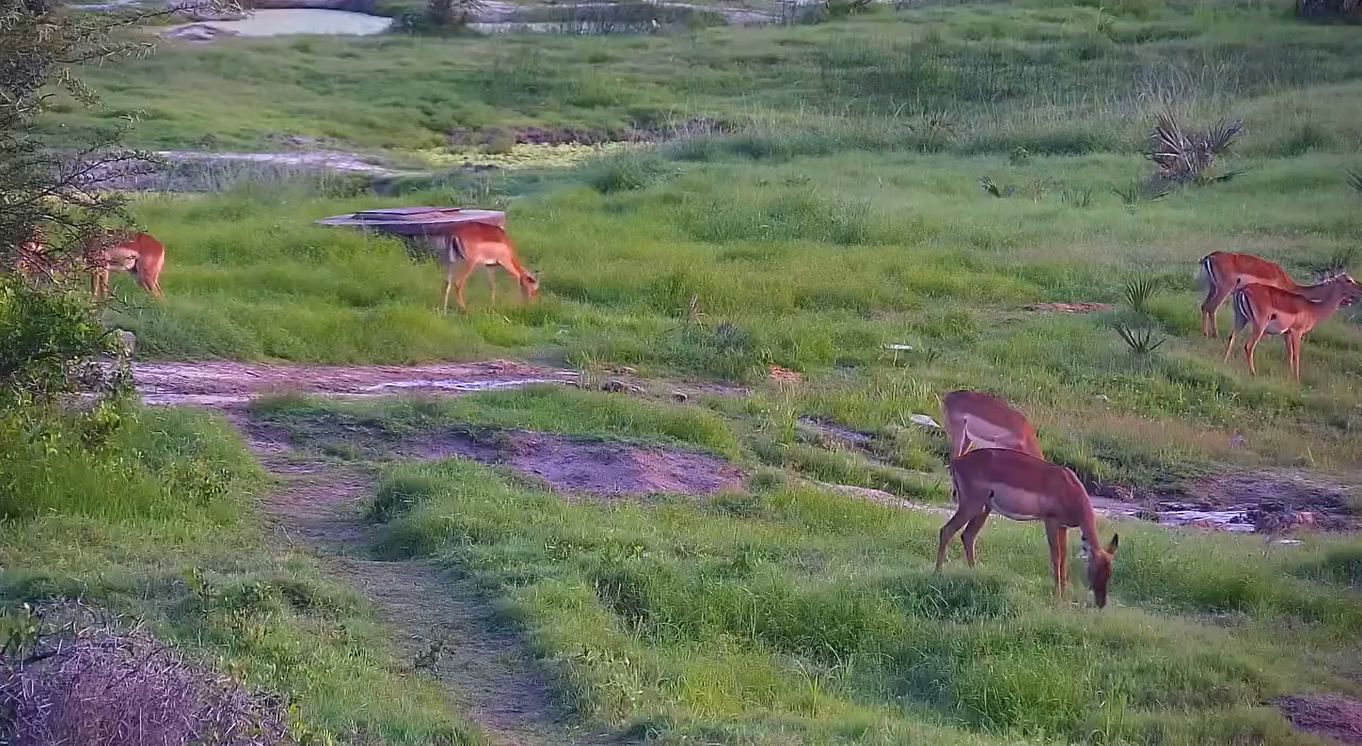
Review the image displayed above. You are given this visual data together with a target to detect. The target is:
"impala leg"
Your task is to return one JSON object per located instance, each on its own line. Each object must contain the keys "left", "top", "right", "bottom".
{"left": 1201, "top": 285, "right": 1232, "bottom": 338}
{"left": 486, "top": 266, "right": 497, "bottom": 304}
{"left": 441, "top": 271, "right": 454, "bottom": 316}
{"left": 936, "top": 508, "right": 975, "bottom": 572}
{"left": 1244, "top": 323, "right": 1269, "bottom": 376}
{"left": 960, "top": 508, "right": 991, "bottom": 568}
{"left": 1286, "top": 331, "right": 1302, "bottom": 382}
{"left": 1222, "top": 327, "right": 1240, "bottom": 364}
{"left": 1056, "top": 527, "right": 1069, "bottom": 597}
{"left": 1044, "top": 522, "right": 1063, "bottom": 599}
{"left": 452, "top": 261, "right": 477, "bottom": 314}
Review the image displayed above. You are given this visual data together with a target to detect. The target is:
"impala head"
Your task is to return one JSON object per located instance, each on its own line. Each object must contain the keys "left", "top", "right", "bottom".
{"left": 1079, "top": 533, "right": 1119, "bottom": 608}
{"left": 1335, "top": 272, "right": 1362, "bottom": 306}
{"left": 519, "top": 269, "right": 540, "bottom": 301}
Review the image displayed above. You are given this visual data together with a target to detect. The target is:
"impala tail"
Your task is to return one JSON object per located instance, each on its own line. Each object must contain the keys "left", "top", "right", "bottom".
{"left": 1232, "top": 287, "right": 1253, "bottom": 330}
{"left": 1198, "top": 254, "right": 1215, "bottom": 292}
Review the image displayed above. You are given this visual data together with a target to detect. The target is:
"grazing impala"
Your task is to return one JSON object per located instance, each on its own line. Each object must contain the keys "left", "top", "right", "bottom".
{"left": 14, "top": 225, "right": 47, "bottom": 282}
{"left": 941, "top": 390, "right": 1043, "bottom": 460}
{"left": 1198, "top": 252, "right": 1341, "bottom": 338}
{"left": 411, "top": 221, "right": 538, "bottom": 314}
{"left": 86, "top": 230, "right": 166, "bottom": 300}
{"left": 938, "top": 447, "right": 1119, "bottom": 607}
{"left": 1222, "top": 274, "right": 1362, "bottom": 380}
{"left": 15, "top": 228, "right": 165, "bottom": 299}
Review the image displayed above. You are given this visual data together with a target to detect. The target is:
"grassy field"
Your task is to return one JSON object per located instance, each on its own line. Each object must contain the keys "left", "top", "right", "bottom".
{"left": 12, "top": 0, "right": 1362, "bottom": 743}
{"left": 0, "top": 408, "right": 487, "bottom": 743}
{"left": 245, "top": 388, "right": 1362, "bottom": 745}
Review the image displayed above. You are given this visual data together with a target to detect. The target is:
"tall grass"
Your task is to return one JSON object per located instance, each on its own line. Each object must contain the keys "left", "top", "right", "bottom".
{"left": 367, "top": 456, "right": 1358, "bottom": 744}
{"left": 0, "top": 409, "right": 486, "bottom": 744}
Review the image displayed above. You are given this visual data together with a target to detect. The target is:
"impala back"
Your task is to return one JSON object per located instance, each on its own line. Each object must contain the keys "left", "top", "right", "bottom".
{"left": 941, "top": 390, "right": 1044, "bottom": 460}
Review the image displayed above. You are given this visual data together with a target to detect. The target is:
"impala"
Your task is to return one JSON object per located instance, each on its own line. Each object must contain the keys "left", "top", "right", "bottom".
{"left": 941, "top": 390, "right": 1043, "bottom": 460}
{"left": 15, "top": 228, "right": 165, "bottom": 299}
{"left": 1198, "top": 251, "right": 1341, "bottom": 338}
{"left": 14, "top": 225, "right": 47, "bottom": 282}
{"left": 937, "top": 447, "right": 1119, "bottom": 607}
{"left": 1222, "top": 273, "right": 1362, "bottom": 380}
{"left": 86, "top": 230, "right": 167, "bottom": 300}
{"left": 411, "top": 221, "right": 538, "bottom": 314}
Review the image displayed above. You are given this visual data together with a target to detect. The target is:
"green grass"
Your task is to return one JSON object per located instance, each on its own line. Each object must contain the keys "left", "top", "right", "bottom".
{"left": 108, "top": 146, "right": 1362, "bottom": 483}
{"left": 362, "top": 450, "right": 1361, "bottom": 744}
{"left": 0, "top": 408, "right": 486, "bottom": 745}
{"left": 20, "top": 0, "right": 1362, "bottom": 741}
{"left": 43, "top": 3, "right": 1362, "bottom": 158}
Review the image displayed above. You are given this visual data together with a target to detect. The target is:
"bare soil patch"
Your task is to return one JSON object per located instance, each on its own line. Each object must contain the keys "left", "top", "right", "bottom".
{"left": 134, "top": 359, "right": 575, "bottom": 407}
{"left": 413, "top": 430, "right": 744, "bottom": 498}
{"left": 1025, "top": 302, "right": 1114, "bottom": 314}
{"left": 233, "top": 415, "right": 617, "bottom": 746}
{"left": 1276, "top": 694, "right": 1362, "bottom": 745}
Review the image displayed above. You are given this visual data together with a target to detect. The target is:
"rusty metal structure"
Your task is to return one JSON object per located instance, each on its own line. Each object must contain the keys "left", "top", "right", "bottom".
{"left": 315, "top": 206, "right": 506, "bottom": 238}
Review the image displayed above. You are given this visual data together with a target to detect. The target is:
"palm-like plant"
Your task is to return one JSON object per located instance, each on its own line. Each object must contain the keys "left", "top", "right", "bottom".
{"left": 1347, "top": 169, "right": 1362, "bottom": 194}
{"left": 1148, "top": 111, "right": 1243, "bottom": 184}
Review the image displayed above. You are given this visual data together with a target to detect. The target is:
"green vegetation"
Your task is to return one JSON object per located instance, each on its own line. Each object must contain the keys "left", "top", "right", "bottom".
{"left": 344, "top": 397, "right": 1359, "bottom": 744}
{"left": 14, "top": 0, "right": 1362, "bottom": 742}
{"left": 0, "top": 406, "right": 485, "bottom": 744}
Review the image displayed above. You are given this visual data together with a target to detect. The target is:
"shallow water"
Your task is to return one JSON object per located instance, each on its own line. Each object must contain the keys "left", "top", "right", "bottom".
{"left": 176, "top": 9, "right": 392, "bottom": 37}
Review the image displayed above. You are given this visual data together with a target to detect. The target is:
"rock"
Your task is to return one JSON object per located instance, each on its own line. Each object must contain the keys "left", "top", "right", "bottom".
{"left": 768, "top": 366, "right": 802, "bottom": 384}
{"left": 909, "top": 414, "right": 941, "bottom": 430}
{"left": 601, "top": 379, "right": 643, "bottom": 395}
{"left": 670, "top": 391, "right": 688, "bottom": 403}
{"left": 115, "top": 329, "right": 136, "bottom": 358}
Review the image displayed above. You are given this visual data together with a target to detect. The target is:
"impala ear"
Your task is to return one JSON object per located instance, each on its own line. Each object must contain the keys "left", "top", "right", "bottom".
{"left": 1106, "top": 533, "right": 1119, "bottom": 556}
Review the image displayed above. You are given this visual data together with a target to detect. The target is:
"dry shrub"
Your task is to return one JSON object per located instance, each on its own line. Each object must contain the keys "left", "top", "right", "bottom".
{"left": 0, "top": 605, "right": 287, "bottom": 746}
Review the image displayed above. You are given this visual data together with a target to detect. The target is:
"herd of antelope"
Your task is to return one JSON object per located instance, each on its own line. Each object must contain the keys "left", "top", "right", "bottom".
{"left": 11, "top": 224, "right": 1361, "bottom": 607}
{"left": 10, "top": 219, "right": 537, "bottom": 315}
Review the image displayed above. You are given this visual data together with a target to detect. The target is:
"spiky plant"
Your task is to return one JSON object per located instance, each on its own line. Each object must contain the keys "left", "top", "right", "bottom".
{"left": 979, "top": 176, "right": 1004, "bottom": 198}
{"left": 1115, "top": 323, "right": 1167, "bottom": 355}
{"left": 1347, "top": 169, "right": 1362, "bottom": 194}
{"left": 1124, "top": 275, "right": 1159, "bottom": 313}
{"left": 1148, "top": 111, "right": 1243, "bottom": 184}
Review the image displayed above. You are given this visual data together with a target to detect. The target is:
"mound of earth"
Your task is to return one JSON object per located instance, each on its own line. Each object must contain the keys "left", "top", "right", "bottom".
{"left": 410, "top": 430, "right": 743, "bottom": 498}
{"left": 1276, "top": 694, "right": 1362, "bottom": 745}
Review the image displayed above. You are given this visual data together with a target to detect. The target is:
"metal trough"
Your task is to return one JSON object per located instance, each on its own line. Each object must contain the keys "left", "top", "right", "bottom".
{"left": 316, "top": 206, "right": 506, "bottom": 238}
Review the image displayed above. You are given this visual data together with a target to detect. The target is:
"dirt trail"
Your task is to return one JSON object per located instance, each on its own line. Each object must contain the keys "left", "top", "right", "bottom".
{"left": 134, "top": 359, "right": 576, "bottom": 406}
{"left": 230, "top": 414, "right": 616, "bottom": 746}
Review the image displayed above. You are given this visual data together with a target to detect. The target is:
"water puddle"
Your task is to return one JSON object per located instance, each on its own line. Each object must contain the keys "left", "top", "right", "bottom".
{"left": 165, "top": 9, "right": 392, "bottom": 39}
{"left": 134, "top": 360, "right": 576, "bottom": 407}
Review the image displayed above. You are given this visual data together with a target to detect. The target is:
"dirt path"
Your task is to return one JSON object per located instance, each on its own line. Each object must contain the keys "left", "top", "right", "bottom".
{"left": 227, "top": 413, "right": 617, "bottom": 746}
{"left": 134, "top": 359, "right": 576, "bottom": 406}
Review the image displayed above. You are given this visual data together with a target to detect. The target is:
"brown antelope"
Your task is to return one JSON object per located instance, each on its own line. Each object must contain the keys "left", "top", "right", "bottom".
{"left": 14, "top": 225, "right": 48, "bottom": 282}
{"left": 86, "top": 231, "right": 167, "bottom": 300}
{"left": 13, "top": 228, "right": 165, "bottom": 299}
{"left": 941, "top": 390, "right": 1043, "bottom": 460}
{"left": 1222, "top": 274, "right": 1362, "bottom": 380}
{"left": 1198, "top": 252, "right": 1342, "bottom": 338}
{"left": 938, "top": 447, "right": 1119, "bottom": 607}
{"left": 410, "top": 221, "right": 538, "bottom": 314}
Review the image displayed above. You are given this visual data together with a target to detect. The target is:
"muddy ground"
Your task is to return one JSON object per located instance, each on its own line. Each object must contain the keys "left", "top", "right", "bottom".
{"left": 131, "top": 360, "right": 1358, "bottom": 535}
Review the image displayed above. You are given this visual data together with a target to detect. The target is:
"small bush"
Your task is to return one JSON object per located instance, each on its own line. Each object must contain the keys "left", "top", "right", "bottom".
{"left": 0, "top": 607, "right": 287, "bottom": 746}
{"left": 588, "top": 153, "right": 669, "bottom": 194}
